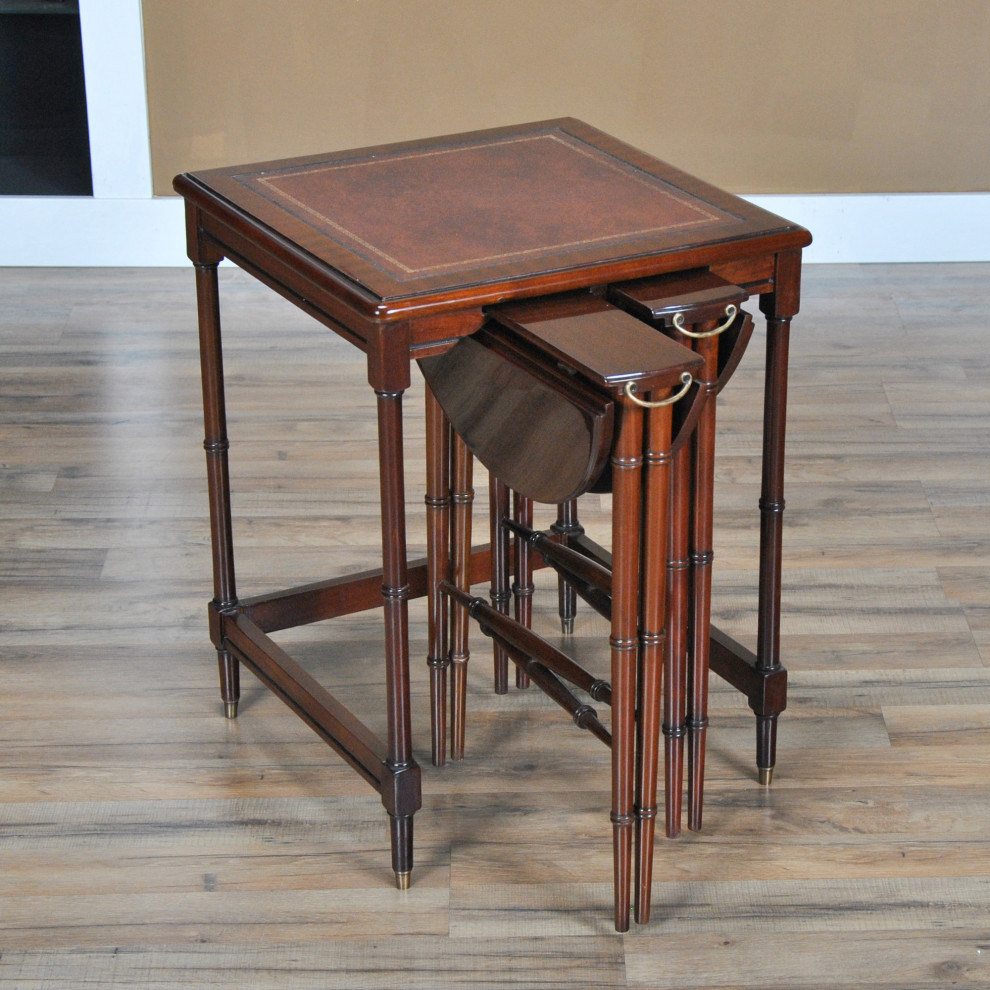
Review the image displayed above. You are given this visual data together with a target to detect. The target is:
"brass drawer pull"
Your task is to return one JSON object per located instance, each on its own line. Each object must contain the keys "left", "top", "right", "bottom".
{"left": 673, "top": 303, "right": 737, "bottom": 338}
{"left": 624, "top": 372, "right": 693, "bottom": 408}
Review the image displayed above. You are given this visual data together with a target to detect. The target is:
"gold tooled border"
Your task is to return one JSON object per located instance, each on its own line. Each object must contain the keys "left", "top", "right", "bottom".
{"left": 243, "top": 132, "right": 736, "bottom": 280}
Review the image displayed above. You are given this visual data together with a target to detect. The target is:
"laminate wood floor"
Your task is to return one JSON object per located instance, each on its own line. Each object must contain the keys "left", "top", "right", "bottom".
{"left": 1, "top": 264, "right": 988, "bottom": 988}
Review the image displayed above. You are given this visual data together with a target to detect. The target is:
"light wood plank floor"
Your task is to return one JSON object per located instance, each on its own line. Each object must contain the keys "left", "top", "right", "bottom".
{"left": 1, "top": 264, "right": 988, "bottom": 989}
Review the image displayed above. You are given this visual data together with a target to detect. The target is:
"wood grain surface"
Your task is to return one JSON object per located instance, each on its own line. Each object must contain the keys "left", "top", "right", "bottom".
{"left": 1, "top": 265, "right": 988, "bottom": 988}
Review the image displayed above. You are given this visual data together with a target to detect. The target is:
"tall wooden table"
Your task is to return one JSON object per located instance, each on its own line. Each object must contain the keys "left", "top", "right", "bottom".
{"left": 174, "top": 118, "right": 811, "bottom": 890}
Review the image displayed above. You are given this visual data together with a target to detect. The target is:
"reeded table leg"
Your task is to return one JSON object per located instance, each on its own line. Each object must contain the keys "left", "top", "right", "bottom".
{"left": 512, "top": 492, "right": 534, "bottom": 689}
{"left": 664, "top": 433, "right": 690, "bottom": 838}
{"left": 755, "top": 314, "right": 790, "bottom": 785}
{"left": 755, "top": 254, "right": 800, "bottom": 785}
{"left": 449, "top": 434, "right": 474, "bottom": 761}
{"left": 609, "top": 398, "right": 644, "bottom": 933}
{"left": 634, "top": 398, "right": 673, "bottom": 925}
{"left": 424, "top": 387, "right": 451, "bottom": 766}
{"left": 375, "top": 388, "right": 418, "bottom": 886}
{"left": 685, "top": 325, "right": 719, "bottom": 831}
{"left": 195, "top": 261, "right": 240, "bottom": 719}
{"left": 490, "top": 475, "right": 512, "bottom": 695}
{"left": 550, "top": 499, "right": 582, "bottom": 634}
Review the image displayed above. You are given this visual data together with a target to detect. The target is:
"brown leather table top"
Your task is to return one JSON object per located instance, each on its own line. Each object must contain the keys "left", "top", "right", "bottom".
{"left": 239, "top": 131, "right": 735, "bottom": 281}
{"left": 176, "top": 119, "right": 810, "bottom": 311}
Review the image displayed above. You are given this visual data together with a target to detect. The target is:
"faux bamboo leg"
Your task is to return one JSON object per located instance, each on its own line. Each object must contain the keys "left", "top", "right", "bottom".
{"left": 424, "top": 387, "right": 451, "bottom": 767}
{"left": 375, "top": 388, "right": 417, "bottom": 888}
{"left": 755, "top": 313, "right": 792, "bottom": 785}
{"left": 686, "top": 326, "right": 719, "bottom": 831}
{"left": 664, "top": 436, "right": 691, "bottom": 839}
{"left": 634, "top": 399, "right": 673, "bottom": 925}
{"left": 550, "top": 500, "right": 582, "bottom": 634}
{"left": 449, "top": 434, "right": 474, "bottom": 761}
{"left": 195, "top": 262, "right": 240, "bottom": 719}
{"left": 490, "top": 475, "right": 511, "bottom": 695}
{"left": 512, "top": 492, "right": 534, "bottom": 689}
{"left": 609, "top": 399, "right": 644, "bottom": 933}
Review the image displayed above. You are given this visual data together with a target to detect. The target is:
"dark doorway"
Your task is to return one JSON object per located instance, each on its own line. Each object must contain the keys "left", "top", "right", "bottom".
{"left": 0, "top": 1, "right": 93, "bottom": 195}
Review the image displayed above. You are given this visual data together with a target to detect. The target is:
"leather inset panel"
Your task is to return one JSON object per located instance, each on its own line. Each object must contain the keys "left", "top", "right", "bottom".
{"left": 236, "top": 130, "right": 741, "bottom": 281}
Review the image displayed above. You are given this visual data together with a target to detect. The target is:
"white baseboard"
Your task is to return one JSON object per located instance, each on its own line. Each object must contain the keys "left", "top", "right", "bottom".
{"left": 746, "top": 193, "right": 990, "bottom": 264}
{"left": 0, "top": 193, "right": 987, "bottom": 267}
{"left": 0, "top": 197, "right": 187, "bottom": 267}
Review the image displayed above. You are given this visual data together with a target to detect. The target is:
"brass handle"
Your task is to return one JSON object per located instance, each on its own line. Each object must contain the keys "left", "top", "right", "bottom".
{"left": 623, "top": 372, "right": 693, "bottom": 408}
{"left": 673, "top": 303, "right": 737, "bottom": 338}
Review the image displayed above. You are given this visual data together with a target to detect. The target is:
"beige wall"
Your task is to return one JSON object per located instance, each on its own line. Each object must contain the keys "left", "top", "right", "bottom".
{"left": 143, "top": 0, "right": 990, "bottom": 196}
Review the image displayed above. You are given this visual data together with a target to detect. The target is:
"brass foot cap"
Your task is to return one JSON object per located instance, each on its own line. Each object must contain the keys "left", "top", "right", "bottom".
{"left": 759, "top": 767, "right": 774, "bottom": 786}
{"left": 395, "top": 871, "right": 411, "bottom": 891}
{"left": 224, "top": 702, "right": 238, "bottom": 719}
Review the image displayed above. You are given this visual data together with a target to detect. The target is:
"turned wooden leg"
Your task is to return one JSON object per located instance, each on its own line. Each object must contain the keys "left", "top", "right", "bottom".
{"left": 449, "top": 433, "right": 474, "bottom": 761}
{"left": 512, "top": 492, "right": 534, "bottom": 689}
{"left": 215, "top": 648, "right": 239, "bottom": 720}
{"left": 634, "top": 399, "right": 673, "bottom": 925}
{"left": 490, "top": 475, "right": 511, "bottom": 695}
{"left": 550, "top": 500, "right": 582, "bottom": 634}
{"left": 685, "top": 327, "right": 719, "bottom": 831}
{"left": 376, "top": 387, "right": 418, "bottom": 887}
{"left": 664, "top": 435, "right": 690, "bottom": 839}
{"left": 424, "top": 387, "right": 451, "bottom": 766}
{"left": 756, "top": 285, "right": 796, "bottom": 784}
{"left": 195, "top": 261, "right": 240, "bottom": 719}
{"left": 746, "top": 252, "right": 802, "bottom": 785}
{"left": 609, "top": 399, "right": 644, "bottom": 933}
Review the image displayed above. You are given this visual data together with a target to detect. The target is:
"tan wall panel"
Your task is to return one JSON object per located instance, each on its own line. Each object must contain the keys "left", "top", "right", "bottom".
{"left": 144, "top": 0, "right": 990, "bottom": 196}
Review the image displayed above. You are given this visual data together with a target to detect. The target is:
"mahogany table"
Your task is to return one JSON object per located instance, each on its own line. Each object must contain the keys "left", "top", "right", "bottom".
{"left": 174, "top": 118, "right": 811, "bottom": 892}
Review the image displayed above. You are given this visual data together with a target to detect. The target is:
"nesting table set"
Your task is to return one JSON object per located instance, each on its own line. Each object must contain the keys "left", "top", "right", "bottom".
{"left": 174, "top": 119, "right": 810, "bottom": 931}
